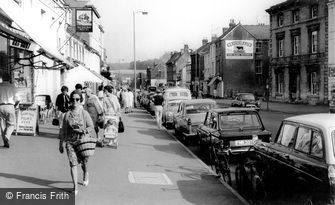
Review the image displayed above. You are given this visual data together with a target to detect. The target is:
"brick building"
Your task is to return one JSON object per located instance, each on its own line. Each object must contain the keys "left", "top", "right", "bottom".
{"left": 166, "top": 45, "right": 191, "bottom": 86}
{"left": 266, "top": 0, "right": 328, "bottom": 104}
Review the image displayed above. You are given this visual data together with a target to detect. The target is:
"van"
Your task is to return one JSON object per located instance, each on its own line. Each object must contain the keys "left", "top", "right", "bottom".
{"left": 163, "top": 87, "right": 191, "bottom": 102}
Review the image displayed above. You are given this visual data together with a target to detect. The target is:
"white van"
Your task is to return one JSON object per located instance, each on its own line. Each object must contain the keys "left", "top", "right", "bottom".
{"left": 163, "top": 87, "right": 191, "bottom": 102}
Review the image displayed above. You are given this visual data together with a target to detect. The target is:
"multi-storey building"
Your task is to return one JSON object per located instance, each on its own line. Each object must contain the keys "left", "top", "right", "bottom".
{"left": 266, "top": 0, "right": 328, "bottom": 104}
{"left": 328, "top": 0, "right": 335, "bottom": 102}
{"left": 211, "top": 20, "right": 270, "bottom": 98}
{"left": 166, "top": 45, "right": 191, "bottom": 86}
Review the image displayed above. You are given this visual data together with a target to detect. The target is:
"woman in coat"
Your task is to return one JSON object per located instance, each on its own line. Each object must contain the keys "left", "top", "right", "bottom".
{"left": 84, "top": 88, "right": 103, "bottom": 138}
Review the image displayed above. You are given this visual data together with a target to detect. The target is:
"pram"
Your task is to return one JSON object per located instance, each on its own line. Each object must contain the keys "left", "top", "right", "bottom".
{"left": 101, "top": 113, "right": 119, "bottom": 148}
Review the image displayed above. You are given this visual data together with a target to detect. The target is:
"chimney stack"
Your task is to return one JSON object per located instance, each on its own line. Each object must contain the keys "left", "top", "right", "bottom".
{"left": 202, "top": 38, "right": 208, "bottom": 46}
{"left": 211, "top": 34, "right": 218, "bottom": 41}
{"left": 229, "top": 19, "right": 236, "bottom": 28}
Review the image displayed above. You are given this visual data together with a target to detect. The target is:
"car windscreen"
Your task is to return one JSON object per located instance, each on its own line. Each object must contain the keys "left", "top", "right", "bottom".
{"left": 168, "top": 92, "right": 178, "bottom": 97}
{"left": 167, "top": 102, "right": 179, "bottom": 107}
{"left": 219, "top": 113, "right": 262, "bottom": 130}
{"left": 186, "top": 103, "right": 213, "bottom": 114}
{"left": 241, "top": 94, "right": 255, "bottom": 101}
{"left": 180, "top": 92, "right": 189, "bottom": 97}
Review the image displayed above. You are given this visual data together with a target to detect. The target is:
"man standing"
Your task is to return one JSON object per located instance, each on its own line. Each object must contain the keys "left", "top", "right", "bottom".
{"left": 153, "top": 91, "right": 164, "bottom": 129}
{"left": 55, "top": 85, "right": 70, "bottom": 128}
{"left": 0, "top": 73, "right": 19, "bottom": 148}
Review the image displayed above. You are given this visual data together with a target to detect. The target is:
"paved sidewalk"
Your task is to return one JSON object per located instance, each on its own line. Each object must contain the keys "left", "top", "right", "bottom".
{"left": 0, "top": 109, "right": 246, "bottom": 205}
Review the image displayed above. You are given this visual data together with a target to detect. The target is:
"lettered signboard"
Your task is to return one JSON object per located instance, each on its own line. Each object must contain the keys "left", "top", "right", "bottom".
{"left": 16, "top": 103, "right": 38, "bottom": 135}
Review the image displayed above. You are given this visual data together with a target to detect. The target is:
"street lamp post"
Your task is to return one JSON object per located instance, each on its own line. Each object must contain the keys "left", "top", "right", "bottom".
{"left": 133, "top": 11, "right": 148, "bottom": 108}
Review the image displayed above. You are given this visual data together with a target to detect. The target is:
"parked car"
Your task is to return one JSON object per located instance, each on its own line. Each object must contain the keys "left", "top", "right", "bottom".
{"left": 231, "top": 93, "right": 261, "bottom": 111}
{"left": 235, "top": 114, "right": 335, "bottom": 204}
{"left": 197, "top": 108, "right": 271, "bottom": 184}
{"left": 174, "top": 99, "right": 216, "bottom": 143}
{"left": 163, "top": 87, "right": 191, "bottom": 102}
{"left": 162, "top": 99, "right": 182, "bottom": 129}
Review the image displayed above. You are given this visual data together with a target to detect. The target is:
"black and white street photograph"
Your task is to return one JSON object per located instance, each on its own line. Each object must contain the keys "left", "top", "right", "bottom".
{"left": 0, "top": 0, "right": 335, "bottom": 204}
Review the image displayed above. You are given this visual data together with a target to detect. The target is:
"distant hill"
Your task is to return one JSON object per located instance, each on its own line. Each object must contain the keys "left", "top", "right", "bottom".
{"left": 109, "top": 57, "right": 168, "bottom": 71}
{"left": 109, "top": 63, "right": 131, "bottom": 70}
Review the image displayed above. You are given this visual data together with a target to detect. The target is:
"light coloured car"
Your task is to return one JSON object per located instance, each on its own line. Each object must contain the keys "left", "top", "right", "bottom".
{"left": 231, "top": 93, "right": 261, "bottom": 111}
{"left": 162, "top": 100, "right": 181, "bottom": 128}
{"left": 174, "top": 99, "right": 216, "bottom": 143}
{"left": 163, "top": 86, "right": 191, "bottom": 102}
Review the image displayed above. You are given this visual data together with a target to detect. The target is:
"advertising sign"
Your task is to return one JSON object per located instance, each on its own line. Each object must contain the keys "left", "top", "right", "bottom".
{"left": 225, "top": 40, "right": 253, "bottom": 59}
{"left": 76, "top": 9, "right": 93, "bottom": 32}
{"left": 16, "top": 103, "right": 38, "bottom": 135}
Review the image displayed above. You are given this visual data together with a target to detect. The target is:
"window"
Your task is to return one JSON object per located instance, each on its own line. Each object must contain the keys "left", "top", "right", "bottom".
{"left": 293, "top": 9, "right": 299, "bottom": 23}
{"left": 277, "top": 73, "right": 284, "bottom": 93}
{"left": 278, "top": 13, "right": 284, "bottom": 26}
{"left": 311, "top": 131, "right": 323, "bottom": 158}
{"left": 255, "top": 60, "right": 262, "bottom": 74}
{"left": 277, "top": 123, "right": 297, "bottom": 147}
{"left": 310, "top": 72, "right": 318, "bottom": 94}
{"left": 255, "top": 42, "right": 262, "bottom": 53}
{"left": 278, "top": 39, "right": 284, "bottom": 57}
{"left": 293, "top": 35, "right": 300, "bottom": 55}
{"left": 295, "top": 127, "right": 311, "bottom": 153}
{"left": 311, "top": 5, "right": 318, "bottom": 19}
{"left": 220, "top": 113, "right": 261, "bottom": 130}
{"left": 311, "top": 31, "right": 318, "bottom": 53}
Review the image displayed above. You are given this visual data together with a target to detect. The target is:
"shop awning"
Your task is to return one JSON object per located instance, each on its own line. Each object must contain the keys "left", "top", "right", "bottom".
{"left": 0, "top": 22, "right": 31, "bottom": 43}
{"left": 208, "top": 76, "right": 218, "bottom": 86}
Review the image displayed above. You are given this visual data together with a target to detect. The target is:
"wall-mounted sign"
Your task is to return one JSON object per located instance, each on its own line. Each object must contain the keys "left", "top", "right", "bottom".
{"left": 225, "top": 40, "right": 253, "bottom": 59}
{"left": 76, "top": 9, "right": 93, "bottom": 32}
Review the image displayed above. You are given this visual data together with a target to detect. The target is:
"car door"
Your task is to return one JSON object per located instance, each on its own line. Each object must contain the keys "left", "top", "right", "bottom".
{"left": 175, "top": 103, "right": 184, "bottom": 131}
{"left": 289, "top": 126, "right": 328, "bottom": 193}
{"left": 198, "top": 111, "right": 211, "bottom": 138}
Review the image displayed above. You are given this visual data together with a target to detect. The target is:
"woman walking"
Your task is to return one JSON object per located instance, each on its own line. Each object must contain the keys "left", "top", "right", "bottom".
{"left": 59, "top": 90, "right": 95, "bottom": 195}
{"left": 84, "top": 88, "right": 103, "bottom": 138}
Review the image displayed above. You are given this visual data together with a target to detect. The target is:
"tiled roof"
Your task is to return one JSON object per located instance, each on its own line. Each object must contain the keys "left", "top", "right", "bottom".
{"left": 166, "top": 52, "right": 181, "bottom": 64}
{"left": 242, "top": 25, "right": 270, "bottom": 40}
{"left": 213, "top": 25, "right": 238, "bottom": 43}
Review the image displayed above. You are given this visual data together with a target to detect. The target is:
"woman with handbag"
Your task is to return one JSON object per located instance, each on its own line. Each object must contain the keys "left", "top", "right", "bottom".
{"left": 59, "top": 90, "right": 95, "bottom": 195}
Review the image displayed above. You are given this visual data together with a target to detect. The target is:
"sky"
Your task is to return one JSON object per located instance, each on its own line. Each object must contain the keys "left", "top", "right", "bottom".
{"left": 92, "top": 0, "right": 284, "bottom": 63}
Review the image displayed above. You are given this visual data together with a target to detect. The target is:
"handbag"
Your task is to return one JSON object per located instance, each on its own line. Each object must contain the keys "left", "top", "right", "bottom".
{"left": 118, "top": 117, "right": 124, "bottom": 133}
{"left": 52, "top": 118, "right": 59, "bottom": 126}
{"left": 97, "top": 115, "right": 104, "bottom": 129}
{"left": 74, "top": 133, "right": 97, "bottom": 157}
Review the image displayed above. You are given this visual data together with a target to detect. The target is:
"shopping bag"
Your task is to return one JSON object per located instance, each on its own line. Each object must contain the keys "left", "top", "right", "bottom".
{"left": 75, "top": 134, "right": 97, "bottom": 157}
{"left": 118, "top": 117, "right": 124, "bottom": 133}
{"left": 52, "top": 118, "right": 59, "bottom": 126}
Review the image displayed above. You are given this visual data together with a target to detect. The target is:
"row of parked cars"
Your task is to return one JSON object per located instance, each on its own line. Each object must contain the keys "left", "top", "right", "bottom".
{"left": 140, "top": 87, "right": 335, "bottom": 204}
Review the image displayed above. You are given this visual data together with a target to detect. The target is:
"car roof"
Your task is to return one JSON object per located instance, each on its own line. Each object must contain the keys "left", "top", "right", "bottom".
{"left": 210, "top": 107, "right": 258, "bottom": 113}
{"left": 284, "top": 114, "right": 335, "bottom": 129}
{"left": 237, "top": 93, "right": 254, "bottom": 95}
{"left": 182, "top": 99, "right": 216, "bottom": 104}
{"left": 164, "top": 87, "right": 190, "bottom": 92}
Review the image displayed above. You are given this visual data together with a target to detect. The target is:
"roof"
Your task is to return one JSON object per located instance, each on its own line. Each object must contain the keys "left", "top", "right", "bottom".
{"left": 285, "top": 114, "right": 335, "bottom": 129}
{"left": 166, "top": 52, "right": 181, "bottom": 64}
{"left": 164, "top": 86, "right": 190, "bottom": 92}
{"left": 213, "top": 24, "right": 239, "bottom": 43}
{"left": 182, "top": 99, "right": 216, "bottom": 105}
{"left": 266, "top": 0, "right": 300, "bottom": 13}
{"left": 242, "top": 25, "right": 270, "bottom": 40}
{"left": 193, "top": 42, "right": 211, "bottom": 55}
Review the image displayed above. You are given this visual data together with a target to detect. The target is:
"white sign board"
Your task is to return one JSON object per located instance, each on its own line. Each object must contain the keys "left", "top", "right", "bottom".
{"left": 226, "top": 40, "right": 253, "bottom": 59}
{"left": 16, "top": 104, "right": 38, "bottom": 135}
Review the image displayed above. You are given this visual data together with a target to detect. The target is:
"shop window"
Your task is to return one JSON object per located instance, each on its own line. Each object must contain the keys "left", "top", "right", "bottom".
{"left": 277, "top": 73, "right": 284, "bottom": 93}
{"left": 311, "top": 5, "right": 318, "bottom": 19}
{"left": 255, "top": 60, "right": 262, "bottom": 74}
{"left": 293, "top": 35, "right": 300, "bottom": 55}
{"left": 278, "top": 39, "right": 284, "bottom": 57}
{"left": 293, "top": 9, "right": 299, "bottom": 23}
{"left": 255, "top": 42, "right": 262, "bottom": 53}
{"left": 278, "top": 13, "right": 284, "bottom": 27}
{"left": 311, "top": 31, "right": 318, "bottom": 53}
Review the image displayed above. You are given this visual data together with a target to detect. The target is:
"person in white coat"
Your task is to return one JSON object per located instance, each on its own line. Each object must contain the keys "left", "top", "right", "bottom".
{"left": 128, "top": 88, "right": 134, "bottom": 113}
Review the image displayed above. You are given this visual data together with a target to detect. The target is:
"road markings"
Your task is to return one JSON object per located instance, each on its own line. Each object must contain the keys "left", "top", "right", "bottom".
{"left": 128, "top": 171, "right": 173, "bottom": 185}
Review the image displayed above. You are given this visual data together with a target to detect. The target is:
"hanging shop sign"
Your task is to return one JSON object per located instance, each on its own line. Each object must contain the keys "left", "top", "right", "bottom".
{"left": 16, "top": 103, "right": 38, "bottom": 135}
{"left": 76, "top": 9, "right": 93, "bottom": 32}
{"left": 225, "top": 40, "right": 253, "bottom": 59}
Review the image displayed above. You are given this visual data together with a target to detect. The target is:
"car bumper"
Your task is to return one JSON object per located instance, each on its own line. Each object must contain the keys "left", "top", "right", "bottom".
{"left": 183, "top": 132, "right": 197, "bottom": 137}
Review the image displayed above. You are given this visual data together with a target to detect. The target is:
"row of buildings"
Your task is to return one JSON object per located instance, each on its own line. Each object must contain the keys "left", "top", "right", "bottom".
{"left": 148, "top": 0, "right": 335, "bottom": 105}
{"left": 0, "top": 0, "right": 108, "bottom": 103}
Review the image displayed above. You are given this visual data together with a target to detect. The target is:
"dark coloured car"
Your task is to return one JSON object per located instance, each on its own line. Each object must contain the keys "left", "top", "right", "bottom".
{"left": 197, "top": 108, "right": 271, "bottom": 184}
{"left": 235, "top": 114, "right": 335, "bottom": 204}
{"left": 231, "top": 93, "right": 261, "bottom": 111}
